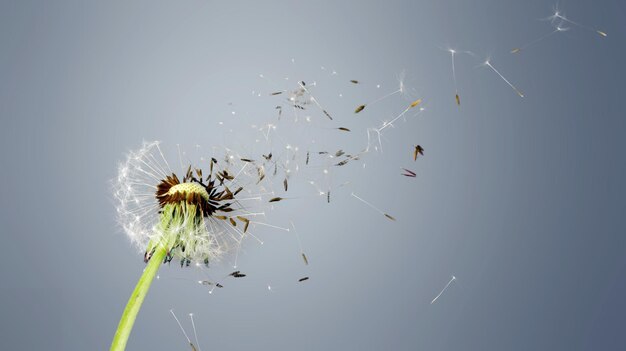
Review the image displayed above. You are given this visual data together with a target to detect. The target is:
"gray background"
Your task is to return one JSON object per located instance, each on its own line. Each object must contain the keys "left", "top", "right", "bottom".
{"left": 1, "top": 0, "right": 625, "bottom": 350}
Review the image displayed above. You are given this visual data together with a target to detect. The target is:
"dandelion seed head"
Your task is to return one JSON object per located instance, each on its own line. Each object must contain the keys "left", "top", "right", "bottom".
{"left": 114, "top": 141, "right": 271, "bottom": 265}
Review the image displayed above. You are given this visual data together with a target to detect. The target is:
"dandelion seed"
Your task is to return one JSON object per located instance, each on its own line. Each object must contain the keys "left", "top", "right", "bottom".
{"left": 384, "top": 213, "right": 396, "bottom": 221}
{"left": 546, "top": 8, "right": 607, "bottom": 38}
{"left": 299, "top": 277, "right": 309, "bottom": 282}
{"left": 189, "top": 313, "right": 202, "bottom": 351}
{"left": 511, "top": 24, "right": 569, "bottom": 54}
{"left": 169, "top": 309, "right": 197, "bottom": 351}
{"left": 409, "top": 99, "right": 422, "bottom": 108}
{"left": 351, "top": 192, "right": 395, "bottom": 222}
{"left": 270, "top": 91, "right": 283, "bottom": 96}
{"left": 376, "top": 99, "right": 425, "bottom": 135}
{"left": 402, "top": 168, "right": 416, "bottom": 177}
{"left": 431, "top": 275, "right": 456, "bottom": 304}
{"left": 229, "top": 271, "right": 246, "bottom": 278}
{"left": 297, "top": 80, "right": 333, "bottom": 120}
{"left": 413, "top": 145, "right": 424, "bottom": 161}
{"left": 290, "top": 221, "right": 309, "bottom": 266}
{"left": 269, "top": 197, "right": 285, "bottom": 203}
{"left": 449, "top": 49, "right": 461, "bottom": 106}
{"left": 350, "top": 80, "right": 359, "bottom": 84}
{"left": 354, "top": 105, "right": 366, "bottom": 114}
{"left": 337, "top": 127, "right": 351, "bottom": 132}
{"left": 483, "top": 60, "right": 524, "bottom": 98}
{"left": 362, "top": 72, "right": 406, "bottom": 109}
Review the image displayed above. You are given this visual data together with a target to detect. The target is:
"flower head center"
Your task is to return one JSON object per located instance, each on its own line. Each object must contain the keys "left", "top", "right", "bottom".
{"left": 168, "top": 182, "right": 210, "bottom": 201}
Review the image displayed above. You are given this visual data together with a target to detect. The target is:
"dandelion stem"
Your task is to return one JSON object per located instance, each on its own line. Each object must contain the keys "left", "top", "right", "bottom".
{"left": 110, "top": 245, "right": 166, "bottom": 351}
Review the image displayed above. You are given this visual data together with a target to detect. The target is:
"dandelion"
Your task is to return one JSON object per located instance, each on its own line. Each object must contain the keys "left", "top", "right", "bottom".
{"left": 511, "top": 23, "right": 569, "bottom": 54}
{"left": 483, "top": 59, "right": 525, "bottom": 98}
{"left": 110, "top": 141, "right": 271, "bottom": 350}
{"left": 545, "top": 6, "right": 607, "bottom": 38}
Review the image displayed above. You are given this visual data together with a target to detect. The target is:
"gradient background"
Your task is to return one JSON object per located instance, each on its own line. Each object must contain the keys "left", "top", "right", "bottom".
{"left": 1, "top": 0, "right": 625, "bottom": 350}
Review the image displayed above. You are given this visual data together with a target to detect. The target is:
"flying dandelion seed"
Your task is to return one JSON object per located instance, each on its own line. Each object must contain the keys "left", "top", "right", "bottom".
{"left": 546, "top": 7, "right": 607, "bottom": 38}
{"left": 413, "top": 145, "right": 424, "bottom": 161}
{"left": 189, "top": 313, "right": 202, "bottom": 351}
{"left": 431, "top": 275, "right": 456, "bottom": 304}
{"left": 351, "top": 192, "right": 396, "bottom": 222}
{"left": 367, "top": 100, "right": 426, "bottom": 152}
{"left": 354, "top": 73, "right": 406, "bottom": 115}
{"left": 290, "top": 221, "right": 309, "bottom": 266}
{"left": 483, "top": 60, "right": 525, "bottom": 98}
{"left": 402, "top": 168, "right": 416, "bottom": 178}
{"left": 441, "top": 48, "right": 474, "bottom": 106}
{"left": 449, "top": 49, "right": 461, "bottom": 106}
{"left": 297, "top": 80, "right": 333, "bottom": 120}
{"left": 511, "top": 24, "right": 569, "bottom": 54}
{"left": 169, "top": 309, "right": 197, "bottom": 351}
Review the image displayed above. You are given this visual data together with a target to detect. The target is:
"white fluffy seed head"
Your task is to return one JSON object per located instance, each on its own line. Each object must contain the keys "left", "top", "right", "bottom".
{"left": 113, "top": 141, "right": 270, "bottom": 264}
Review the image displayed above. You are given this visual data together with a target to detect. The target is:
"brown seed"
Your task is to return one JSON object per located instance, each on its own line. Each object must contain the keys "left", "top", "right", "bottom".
{"left": 409, "top": 99, "right": 422, "bottom": 108}
{"left": 384, "top": 213, "right": 396, "bottom": 221}
{"left": 284, "top": 178, "right": 288, "bottom": 192}
{"left": 354, "top": 105, "right": 366, "bottom": 114}
{"left": 270, "top": 91, "right": 283, "bottom": 95}
{"left": 301, "top": 253, "right": 309, "bottom": 265}
{"left": 269, "top": 197, "right": 284, "bottom": 203}
{"left": 323, "top": 110, "right": 333, "bottom": 120}
{"left": 298, "top": 277, "right": 309, "bottom": 282}
{"left": 237, "top": 216, "right": 250, "bottom": 233}
{"left": 337, "top": 127, "right": 351, "bottom": 132}
{"left": 350, "top": 80, "right": 359, "bottom": 84}
{"left": 413, "top": 145, "right": 424, "bottom": 161}
{"left": 455, "top": 94, "right": 461, "bottom": 106}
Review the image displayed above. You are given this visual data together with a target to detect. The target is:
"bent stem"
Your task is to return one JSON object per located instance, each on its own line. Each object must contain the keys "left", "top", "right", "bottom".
{"left": 110, "top": 245, "right": 166, "bottom": 351}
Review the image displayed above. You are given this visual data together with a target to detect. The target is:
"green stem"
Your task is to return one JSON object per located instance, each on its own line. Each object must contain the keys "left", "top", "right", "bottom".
{"left": 110, "top": 246, "right": 166, "bottom": 351}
